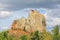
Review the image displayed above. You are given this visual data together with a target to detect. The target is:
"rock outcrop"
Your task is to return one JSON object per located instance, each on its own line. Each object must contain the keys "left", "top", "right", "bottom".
{"left": 8, "top": 10, "right": 46, "bottom": 37}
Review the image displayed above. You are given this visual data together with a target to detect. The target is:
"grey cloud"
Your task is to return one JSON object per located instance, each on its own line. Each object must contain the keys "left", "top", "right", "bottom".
{"left": 0, "top": 0, "right": 60, "bottom": 11}
{"left": 47, "top": 9, "right": 60, "bottom": 18}
{"left": 44, "top": 8, "right": 60, "bottom": 27}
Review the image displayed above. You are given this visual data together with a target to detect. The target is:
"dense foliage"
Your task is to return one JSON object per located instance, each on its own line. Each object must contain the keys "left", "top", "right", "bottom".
{"left": 0, "top": 25, "right": 60, "bottom": 40}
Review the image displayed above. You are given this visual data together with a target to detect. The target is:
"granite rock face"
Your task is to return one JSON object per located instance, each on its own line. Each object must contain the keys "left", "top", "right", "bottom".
{"left": 9, "top": 10, "right": 46, "bottom": 36}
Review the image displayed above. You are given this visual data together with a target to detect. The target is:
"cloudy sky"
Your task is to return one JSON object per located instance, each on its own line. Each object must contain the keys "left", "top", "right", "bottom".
{"left": 0, "top": 0, "right": 60, "bottom": 31}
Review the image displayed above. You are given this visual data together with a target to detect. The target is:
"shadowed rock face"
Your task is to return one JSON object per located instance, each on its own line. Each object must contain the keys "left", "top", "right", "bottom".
{"left": 9, "top": 10, "right": 46, "bottom": 37}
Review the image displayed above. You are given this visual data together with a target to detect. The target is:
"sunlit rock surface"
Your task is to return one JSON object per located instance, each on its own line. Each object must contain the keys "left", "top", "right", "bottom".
{"left": 9, "top": 10, "right": 46, "bottom": 37}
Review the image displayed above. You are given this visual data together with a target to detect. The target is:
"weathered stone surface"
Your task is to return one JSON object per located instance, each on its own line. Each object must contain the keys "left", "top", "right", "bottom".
{"left": 8, "top": 29, "right": 30, "bottom": 37}
{"left": 11, "top": 20, "right": 18, "bottom": 30}
{"left": 28, "top": 10, "right": 46, "bottom": 32}
{"left": 9, "top": 10, "right": 46, "bottom": 37}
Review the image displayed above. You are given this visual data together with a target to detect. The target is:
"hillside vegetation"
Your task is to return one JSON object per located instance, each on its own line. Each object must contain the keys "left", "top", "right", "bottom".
{"left": 0, "top": 25, "right": 60, "bottom": 40}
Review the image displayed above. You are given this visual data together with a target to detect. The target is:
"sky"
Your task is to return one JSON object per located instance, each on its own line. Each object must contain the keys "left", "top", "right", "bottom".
{"left": 0, "top": 0, "right": 60, "bottom": 31}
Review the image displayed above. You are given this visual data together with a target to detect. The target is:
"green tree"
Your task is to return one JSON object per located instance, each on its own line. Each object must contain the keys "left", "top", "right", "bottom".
{"left": 20, "top": 35, "right": 27, "bottom": 40}
{"left": 43, "top": 32, "right": 53, "bottom": 40}
{"left": 0, "top": 31, "right": 16, "bottom": 40}
{"left": 52, "top": 25, "right": 59, "bottom": 40}
{"left": 30, "top": 31, "right": 41, "bottom": 40}
{"left": 0, "top": 31, "right": 8, "bottom": 40}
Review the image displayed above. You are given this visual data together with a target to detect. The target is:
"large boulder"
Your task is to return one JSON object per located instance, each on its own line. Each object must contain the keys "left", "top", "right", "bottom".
{"left": 9, "top": 10, "right": 46, "bottom": 37}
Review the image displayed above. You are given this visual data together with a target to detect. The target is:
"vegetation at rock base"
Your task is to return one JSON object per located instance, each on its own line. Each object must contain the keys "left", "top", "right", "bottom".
{"left": 0, "top": 25, "right": 60, "bottom": 40}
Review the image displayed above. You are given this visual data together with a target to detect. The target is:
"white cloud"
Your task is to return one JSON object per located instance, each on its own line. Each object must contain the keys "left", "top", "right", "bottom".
{"left": 0, "top": 11, "right": 12, "bottom": 18}
{"left": 0, "top": 26, "right": 9, "bottom": 31}
{"left": 0, "top": 3, "right": 9, "bottom": 7}
{"left": 53, "top": 18, "right": 60, "bottom": 25}
{"left": 18, "top": 8, "right": 60, "bottom": 27}
{"left": 44, "top": 8, "right": 60, "bottom": 27}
